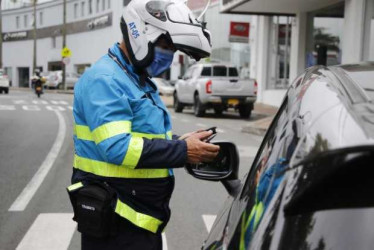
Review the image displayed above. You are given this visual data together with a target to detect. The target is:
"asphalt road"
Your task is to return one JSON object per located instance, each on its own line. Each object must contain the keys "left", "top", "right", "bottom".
{"left": 0, "top": 90, "right": 262, "bottom": 250}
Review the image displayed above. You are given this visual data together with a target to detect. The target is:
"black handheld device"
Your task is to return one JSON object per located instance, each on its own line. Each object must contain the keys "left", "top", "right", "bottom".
{"left": 205, "top": 127, "right": 217, "bottom": 142}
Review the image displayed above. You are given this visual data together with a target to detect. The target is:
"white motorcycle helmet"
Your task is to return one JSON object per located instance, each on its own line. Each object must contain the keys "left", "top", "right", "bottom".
{"left": 120, "top": 0, "right": 212, "bottom": 68}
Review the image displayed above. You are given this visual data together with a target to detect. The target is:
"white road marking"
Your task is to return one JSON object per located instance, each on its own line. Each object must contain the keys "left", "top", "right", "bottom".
{"left": 16, "top": 213, "right": 76, "bottom": 250}
{"left": 13, "top": 100, "right": 27, "bottom": 104}
{"left": 22, "top": 105, "right": 41, "bottom": 111}
{"left": 0, "top": 105, "right": 16, "bottom": 110}
{"left": 217, "top": 128, "right": 225, "bottom": 133}
{"left": 51, "top": 100, "right": 68, "bottom": 105}
{"left": 202, "top": 215, "right": 217, "bottom": 233}
{"left": 181, "top": 118, "right": 189, "bottom": 123}
{"left": 238, "top": 145, "right": 258, "bottom": 158}
{"left": 32, "top": 100, "right": 48, "bottom": 105}
{"left": 9, "top": 111, "right": 66, "bottom": 211}
{"left": 67, "top": 106, "right": 73, "bottom": 110}
{"left": 196, "top": 123, "right": 207, "bottom": 127}
{"left": 171, "top": 115, "right": 176, "bottom": 119}
{"left": 162, "top": 233, "right": 168, "bottom": 250}
{"left": 46, "top": 106, "right": 66, "bottom": 111}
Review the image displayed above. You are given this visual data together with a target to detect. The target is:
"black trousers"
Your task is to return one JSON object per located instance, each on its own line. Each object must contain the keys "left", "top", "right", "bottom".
{"left": 81, "top": 218, "right": 162, "bottom": 250}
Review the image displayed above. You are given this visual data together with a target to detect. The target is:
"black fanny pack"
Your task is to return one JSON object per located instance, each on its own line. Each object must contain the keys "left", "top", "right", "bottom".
{"left": 67, "top": 181, "right": 118, "bottom": 238}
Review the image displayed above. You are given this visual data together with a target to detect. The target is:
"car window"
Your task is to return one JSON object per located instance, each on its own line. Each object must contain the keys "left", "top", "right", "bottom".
{"left": 231, "top": 97, "right": 294, "bottom": 250}
{"left": 201, "top": 67, "right": 212, "bottom": 76}
{"left": 229, "top": 67, "right": 238, "bottom": 77}
{"left": 213, "top": 66, "right": 227, "bottom": 77}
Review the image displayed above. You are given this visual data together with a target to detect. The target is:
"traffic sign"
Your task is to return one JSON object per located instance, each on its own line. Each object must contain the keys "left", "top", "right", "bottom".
{"left": 61, "top": 47, "right": 72, "bottom": 58}
{"left": 62, "top": 57, "right": 71, "bottom": 65}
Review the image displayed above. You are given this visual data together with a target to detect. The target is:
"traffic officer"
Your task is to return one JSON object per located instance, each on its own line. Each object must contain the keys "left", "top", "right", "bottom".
{"left": 69, "top": 0, "right": 219, "bottom": 249}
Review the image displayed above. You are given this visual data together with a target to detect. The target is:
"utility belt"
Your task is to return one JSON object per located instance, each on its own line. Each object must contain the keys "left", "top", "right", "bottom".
{"left": 67, "top": 181, "right": 119, "bottom": 238}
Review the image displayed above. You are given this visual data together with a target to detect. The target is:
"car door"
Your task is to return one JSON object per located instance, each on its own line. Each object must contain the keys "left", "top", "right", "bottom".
{"left": 203, "top": 97, "right": 291, "bottom": 250}
{"left": 186, "top": 66, "right": 201, "bottom": 103}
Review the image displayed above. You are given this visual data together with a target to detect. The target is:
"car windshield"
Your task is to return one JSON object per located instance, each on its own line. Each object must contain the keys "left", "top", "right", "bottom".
{"left": 213, "top": 66, "right": 227, "bottom": 76}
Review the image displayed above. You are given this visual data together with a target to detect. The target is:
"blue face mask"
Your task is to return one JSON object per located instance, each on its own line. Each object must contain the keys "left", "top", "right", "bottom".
{"left": 146, "top": 47, "right": 174, "bottom": 77}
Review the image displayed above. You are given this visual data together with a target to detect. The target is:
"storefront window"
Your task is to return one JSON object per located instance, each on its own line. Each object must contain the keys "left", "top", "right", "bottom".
{"left": 313, "top": 17, "right": 343, "bottom": 66}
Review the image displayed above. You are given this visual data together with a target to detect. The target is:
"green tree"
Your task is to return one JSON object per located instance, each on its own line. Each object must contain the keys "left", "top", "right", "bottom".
{"left": 314, "top": 27, "right": 340, "bottom": 52}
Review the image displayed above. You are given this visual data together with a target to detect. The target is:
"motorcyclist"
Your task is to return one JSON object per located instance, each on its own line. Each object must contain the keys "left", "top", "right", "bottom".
{"left": 31, "top": 69, "right": 44, "bottom": 96}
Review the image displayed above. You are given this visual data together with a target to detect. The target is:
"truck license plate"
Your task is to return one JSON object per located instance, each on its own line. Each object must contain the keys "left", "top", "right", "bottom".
{"left": 228, "top": 99, "right": 239, "bottom": 106}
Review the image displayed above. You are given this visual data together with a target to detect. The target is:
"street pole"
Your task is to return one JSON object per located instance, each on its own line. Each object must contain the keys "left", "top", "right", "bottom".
{"left": 0, "top": 0, "right": 3, "bottom": 69}
{"left": 62, "top": 0, "right": 66, "bottom": 90}
{"left": 32, "top": 0, "right": 37, "bottom": 77}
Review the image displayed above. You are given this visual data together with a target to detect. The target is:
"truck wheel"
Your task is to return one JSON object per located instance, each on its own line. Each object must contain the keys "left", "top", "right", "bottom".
{"left": 239, "top": 104, "right": 252, "bottom": 119}
{"left": 214, "top": 107, "right": 223, "bottom": 116}
{"left": 5, "top": 88, "right": 9, "bottom": 94}
{"left": 173, "top": 92, "right": 184, "bottom": 113}
{"left": 194, "top": 93, "right": 205, "bottom": 117}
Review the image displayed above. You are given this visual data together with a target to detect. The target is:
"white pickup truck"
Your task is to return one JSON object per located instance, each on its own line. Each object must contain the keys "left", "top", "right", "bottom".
{"left": 173, "top": 63, "right": 257, "bottom": 118}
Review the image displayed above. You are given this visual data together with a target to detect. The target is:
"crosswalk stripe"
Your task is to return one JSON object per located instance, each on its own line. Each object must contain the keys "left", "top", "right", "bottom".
{"left": 0, "top": 105, "right": 16, "bottom": 110}
{"left": 32, "top": 100, "right": 48, "bottom": 105}
{"left": 196, "top": 123, "right": 207, "bottom": 127}
{"left": 46, "top": 106, "right": 66, "bottom": 111}
{"left": 202, "top": 215, "right": 217, "bottom": 233}
{"left": 22, "top": 105, "right": 41, "bottom": 111}
{"left": 238, "top": 146, "right": 258, "bottom": 158}
{"left": 67, "top": 106, "right": 73, "bottom": 110}
{"left": 13, "top": 100, "right": 27, "bottom": 104}
{"left": 16, "top": 213, "right": 76, "bottom": 250}
{"left": 51, "top": 100, "right": 68, "bottom": 105}
{"left": 162, "top": 233, "right": 168, "bottom": 250}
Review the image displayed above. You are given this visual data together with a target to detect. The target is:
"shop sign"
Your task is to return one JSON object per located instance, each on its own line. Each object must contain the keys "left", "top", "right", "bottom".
{"left": 87, "top": 15, "right": 110, "bottom": 30}
{"left": 3, "top": 31, "right": 28, "bottom": 41}
{"left": 229, "top": 22, "right": 250, "bottom": 43}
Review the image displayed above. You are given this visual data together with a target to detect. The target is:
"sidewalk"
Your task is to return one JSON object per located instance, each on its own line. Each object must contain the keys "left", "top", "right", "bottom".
{"left": 242, "top": 103, "right": 278, "bottom": 136}
{"left": 160, "top": 95, "right": 278, "bottom": 136}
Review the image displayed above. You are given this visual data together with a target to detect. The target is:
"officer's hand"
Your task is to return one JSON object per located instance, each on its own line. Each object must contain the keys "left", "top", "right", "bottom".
{"left": 179, "top": 129, "right": 206, "bottom": 141}
{"left": 185, "top": 131, "right": 220, "bottom": 164}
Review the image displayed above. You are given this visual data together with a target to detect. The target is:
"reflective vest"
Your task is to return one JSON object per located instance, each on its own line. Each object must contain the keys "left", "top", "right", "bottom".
{"left": 72, "top": 43, "right": 176, "bottom": 234}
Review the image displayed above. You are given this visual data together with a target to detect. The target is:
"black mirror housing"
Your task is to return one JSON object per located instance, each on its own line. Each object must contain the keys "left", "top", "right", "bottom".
{"left": 178, "top": 76, "right": 182, "bottom": 79}
{"left": 185, "top": 141, "right": 239, "bottom": 181}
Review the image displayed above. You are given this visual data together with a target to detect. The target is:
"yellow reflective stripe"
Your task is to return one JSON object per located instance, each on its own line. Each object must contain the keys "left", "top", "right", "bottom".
{"left": 74, "top": 124, "right": 93, "bottom": 141}
{"left": 92, "top": 121, "right": 131, "bottom": 144}
{"left": 131, "top": 132, "right": 165, "bottom": 140}
{"left": 115, "top": 199, "right": 162, "bottom": 233}
{"left": 122, "top": 137, "right": 144, "bottom": 169}
{"left": 166, "top": 131, "right": 172, "bottom": 140}
{"left": 74, "top": 124, "right": 168, "bottom": 141}
{"left": 73, "top": 154, "right": 169, "bottom": 178}
{"left": 67, "top": 182, "right": 83, "bottom": 191}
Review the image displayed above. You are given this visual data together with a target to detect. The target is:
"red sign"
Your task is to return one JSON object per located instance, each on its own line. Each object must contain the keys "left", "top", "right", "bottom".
{"left": 187, "top": 0, "right": 218, "bottom": 10}
{"left": 229, "top": 22, "right": 250, "bottom": 43}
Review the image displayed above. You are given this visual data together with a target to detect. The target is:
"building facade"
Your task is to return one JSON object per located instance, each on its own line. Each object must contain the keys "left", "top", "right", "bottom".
{"left": 2, "top": 0, "right": 127, "bottom": 87}
{"left": 221, "top": 0, "right": 374, "bottom": 106}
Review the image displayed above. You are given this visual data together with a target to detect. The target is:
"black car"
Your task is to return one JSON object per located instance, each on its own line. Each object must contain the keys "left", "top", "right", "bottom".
{"left": 186, "top": 62, "right": 374, "bottom": 250}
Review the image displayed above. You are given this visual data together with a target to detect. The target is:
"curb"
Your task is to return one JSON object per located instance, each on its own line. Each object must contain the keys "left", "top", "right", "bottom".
{"left": 241, "top": 116, "right": 274, "bottom": 136}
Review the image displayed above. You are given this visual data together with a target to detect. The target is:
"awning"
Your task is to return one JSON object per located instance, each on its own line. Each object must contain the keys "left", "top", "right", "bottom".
{"left": 221, "top": 0, "right": 344, "bottom": 16}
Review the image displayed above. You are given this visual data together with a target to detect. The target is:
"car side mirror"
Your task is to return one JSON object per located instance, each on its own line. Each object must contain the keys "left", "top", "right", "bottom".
{"left": 178, "top": 76, "right": 182, "bottom": 80}
{"left": 185, "top": 141, "right": 241, "bottom": 196}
